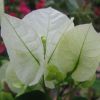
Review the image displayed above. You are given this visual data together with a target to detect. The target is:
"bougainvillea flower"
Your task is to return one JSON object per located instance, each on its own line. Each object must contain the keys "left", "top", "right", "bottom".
{"left": 5, "top": 6, "right": 10, "bottom": 12}
{"left": 94, "top": 7, "right": 100, "bottom": 16}
{"left": 9, "top": 12, "right": 17, "bottom": 17}
{"left": 9, "top": 0, "right": 15, "bottom": 3}
{"left": 18, "top": 2, "right": 31, "bottom": 15}
{"left": 35, "top": 0, "right": 45, "bottom": 9}
{"left": 1, "top": 8, "right": 100, "bottom": 91}
{"left": 0, "top": 42, "right": 6, "bottom": 54}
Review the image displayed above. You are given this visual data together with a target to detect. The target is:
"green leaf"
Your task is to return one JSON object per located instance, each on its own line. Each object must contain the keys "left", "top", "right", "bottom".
{"left": 0, "top": 82, "right": 3, "bottom": 92}
{"left": 46, "top": 64, "right": 65, "bottom": 82}
{"left": 92, "top": 79, "right": 100, "bottom": 96}
{"left": 72, "top": 96, "right": 88, "bottom": 100}
{"left": 50, "top": 24, "right": 100, "bottom": 82}
{"left": 45, "top": 64, "right": 65, "bottom": 89}
{"left": 67, "top": 0, "right": 79, "bottom": 12}
{"left": 0, "top": 92, "right": 14, "bottom": 100}
{"left": 15, "top": 90, "right": 51, "bottom": 100}
{"left": 79, "top": 75, "right": 96, "bottom": 88}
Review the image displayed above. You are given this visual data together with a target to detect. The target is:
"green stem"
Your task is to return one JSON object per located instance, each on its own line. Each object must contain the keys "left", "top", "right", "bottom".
{"left": 42, "top": 75, "right": 48, "bottom": 93}
{"left": 56, "top": 87, "right": 61, "bottom": 100}
{"left": 42, "top": 76, "right": 53, "bottom": 100}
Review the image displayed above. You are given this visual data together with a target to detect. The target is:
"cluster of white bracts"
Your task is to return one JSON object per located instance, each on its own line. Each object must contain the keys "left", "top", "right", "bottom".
{"left": 1, "top": 8, "right": 100, "bottom": 92}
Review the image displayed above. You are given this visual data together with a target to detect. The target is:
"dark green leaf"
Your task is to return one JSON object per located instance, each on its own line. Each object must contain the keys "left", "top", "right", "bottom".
{"left": 0, "top": 92, "right": 14, "bottom": 100}
{"left": 92, "top": 79, "right": 100, "bottom": 96}
{"left": 16, "top": 90, "right": 51, "bottom": 100}
{"left": 46, "top": 64, "right": 64, "bottom": 82}
{"left": 72, "top": 96, "right": 88, "bottom": 100}
{"left": 79, "top": 75, "right": 96, "bottom": 88}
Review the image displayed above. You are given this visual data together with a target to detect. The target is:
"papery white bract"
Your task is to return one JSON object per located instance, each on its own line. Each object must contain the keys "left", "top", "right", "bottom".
{"left": 1, "top": 7, "right": 74, "bottom": 89}
{"left": 6, "top": 63, "right": 25, "bottom": 93}
{"left": 1, "top": 14, "right": 44, "bottom": 86}
{"left": 50, "top": 24, "right": 100, "bottom": 82}
{"left": 23, "top": 7, "right": 74, "bottom": 62}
